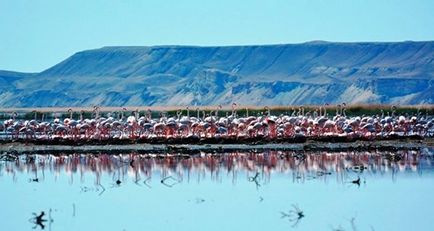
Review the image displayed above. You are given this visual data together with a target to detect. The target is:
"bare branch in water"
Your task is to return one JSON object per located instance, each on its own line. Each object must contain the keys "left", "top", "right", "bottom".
{"left": 248, "top": 172, "right": 261, "bottom": 189}
{"left": 280, "top": 204, "right": 305, "bottom": 228}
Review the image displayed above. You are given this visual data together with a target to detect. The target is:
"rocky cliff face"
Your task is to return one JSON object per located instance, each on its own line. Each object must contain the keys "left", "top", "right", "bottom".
{"left": 1, "top": 41, "right": 433, "bottom": 107}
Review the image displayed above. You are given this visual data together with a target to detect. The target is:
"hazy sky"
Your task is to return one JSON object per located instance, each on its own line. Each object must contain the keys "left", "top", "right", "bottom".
{"left": 1, "top": 0, "right": 434, "bottom": 72}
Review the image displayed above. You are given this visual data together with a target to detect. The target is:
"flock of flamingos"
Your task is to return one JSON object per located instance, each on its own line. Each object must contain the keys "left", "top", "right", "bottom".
{"left": 0, "top": 105, "right": 433, "bottom": 143}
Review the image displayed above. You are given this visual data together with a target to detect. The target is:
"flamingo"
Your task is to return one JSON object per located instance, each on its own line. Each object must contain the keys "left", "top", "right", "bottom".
{"left": 0, "top": 105, "right": 431, "bottom": 143}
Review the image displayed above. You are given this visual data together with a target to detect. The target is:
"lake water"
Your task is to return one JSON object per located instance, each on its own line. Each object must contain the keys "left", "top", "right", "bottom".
{"left": 1, "top": 149, "right": 434, "bottom": 231}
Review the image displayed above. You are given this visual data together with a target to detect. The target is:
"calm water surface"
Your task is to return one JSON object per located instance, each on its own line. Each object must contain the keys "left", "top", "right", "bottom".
{"left": 1, "top": 149, "right": 434, "bottom": 231}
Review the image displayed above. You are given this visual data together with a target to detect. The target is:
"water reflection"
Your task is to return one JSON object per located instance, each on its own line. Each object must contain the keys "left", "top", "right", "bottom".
{"left": 1, "top": 150, "right": 434, "bottom": 231}
{"left": 1, "top": 150, "right": 432, "bottom": 186}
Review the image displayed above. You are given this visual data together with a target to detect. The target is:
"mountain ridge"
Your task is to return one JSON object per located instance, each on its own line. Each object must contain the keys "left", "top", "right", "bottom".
{"left": 1, "top": 41, "right": 433, "bottom": 107}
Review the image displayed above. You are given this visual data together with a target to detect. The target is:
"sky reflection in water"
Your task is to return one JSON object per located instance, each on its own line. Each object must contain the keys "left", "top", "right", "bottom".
{"left": 1, "top": 150, "right": 434, "bottom": 231}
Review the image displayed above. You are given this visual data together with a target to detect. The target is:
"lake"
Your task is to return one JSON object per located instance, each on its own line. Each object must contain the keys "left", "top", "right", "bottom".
{"left": 1, "top": 149, "right": 433, "bottom": 231}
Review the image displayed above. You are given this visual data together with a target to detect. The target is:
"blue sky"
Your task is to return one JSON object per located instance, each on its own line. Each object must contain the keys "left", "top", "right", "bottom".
{"left": 1, "top": 0, "right": 434, "bottom": 72}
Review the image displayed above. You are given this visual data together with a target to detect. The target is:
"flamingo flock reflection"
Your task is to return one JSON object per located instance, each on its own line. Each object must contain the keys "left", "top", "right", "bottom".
{"left": 1, "top": 150, "right": 431, "bottom": 186}
{"left": 0, "top": 105, "right": 433, "bottom": 143}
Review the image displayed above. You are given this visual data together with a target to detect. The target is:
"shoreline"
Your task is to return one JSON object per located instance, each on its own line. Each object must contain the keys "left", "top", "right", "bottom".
{"left": 1, "top": 138, "right": 433, "bottom": 154}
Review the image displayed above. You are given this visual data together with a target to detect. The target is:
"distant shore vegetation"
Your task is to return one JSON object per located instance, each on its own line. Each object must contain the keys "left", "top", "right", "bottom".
{"left": 0, "top": 104, "right": 433, "bottom": 120}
